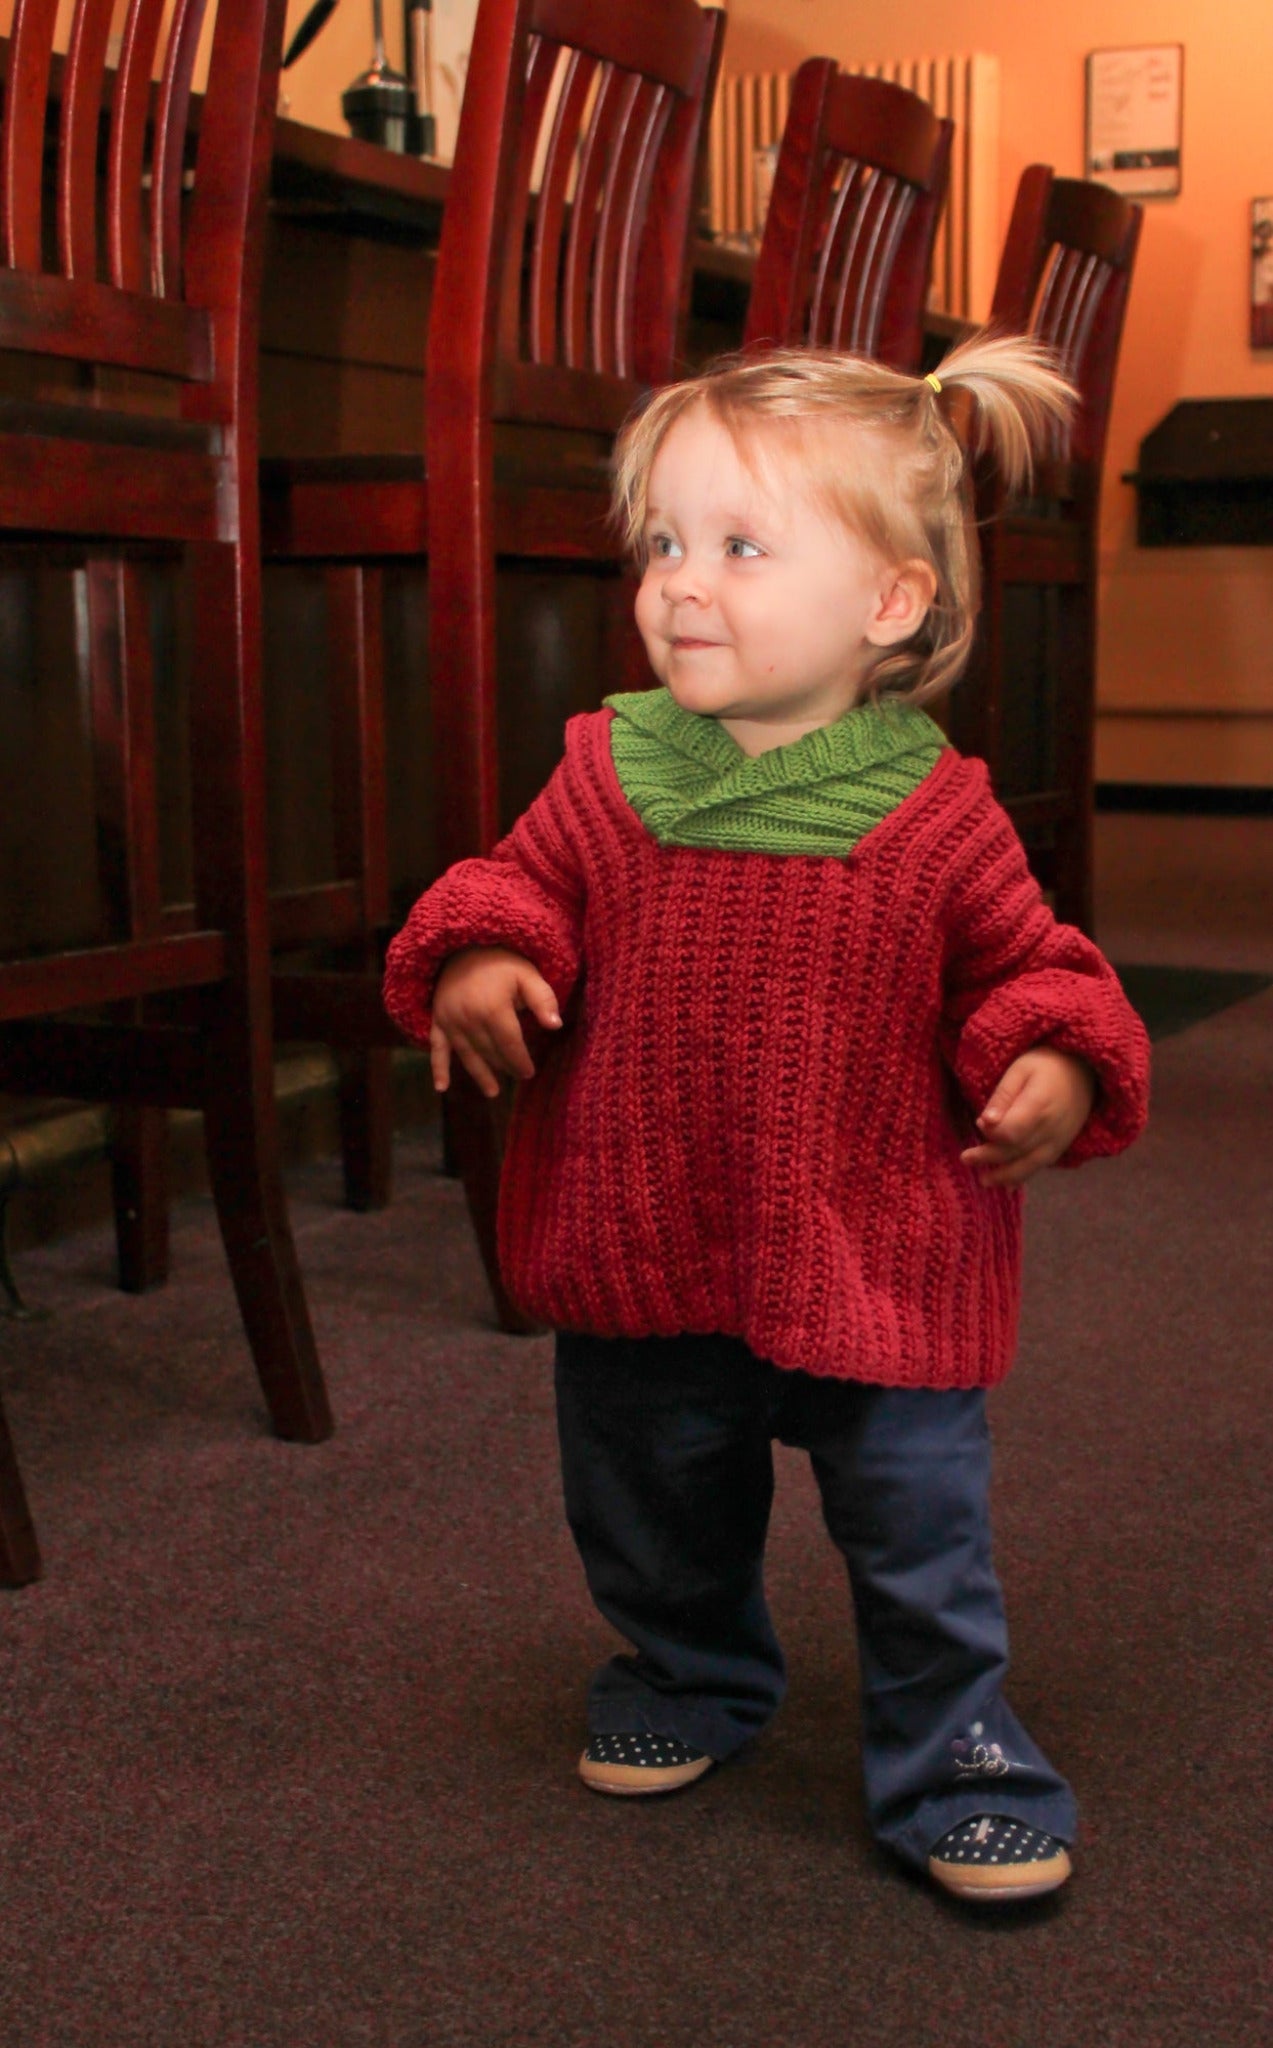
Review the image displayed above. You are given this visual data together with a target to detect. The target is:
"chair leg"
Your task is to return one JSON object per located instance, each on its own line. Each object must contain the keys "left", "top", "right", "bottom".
{"left": 327, "top": 565, "right": 394, "bottom": 1211}
{"left": 84, "top": 560, "right": 172, "bottom": 1290}
{"left": 202, "top": 1002, "right": 334, "bottom": 1442}
{"left": 337, "top": 1044, "right": 393, "bottom": 1212}
{"left": 1051, "top": 575, "right": 1097, "bottom": 937}
{"left": 112, "top": 1102, "right": 171, "bottom": 1293}
{"left": 0, "top": 1392, "right": 41, "bottom": 1588}
{"left": 189, "top": 539, "right": 333, "bottom": 1442}
{"left": 443, "top": 1074, "right": 541, "bottom": 1335}
{"left": 1051, "top": 812, "right": 1095, "bottom": 936}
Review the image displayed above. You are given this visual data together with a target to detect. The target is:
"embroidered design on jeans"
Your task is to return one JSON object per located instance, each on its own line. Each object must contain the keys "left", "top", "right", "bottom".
{"left": 952, "top": 1721, "right": 1013, "bottom": 1777}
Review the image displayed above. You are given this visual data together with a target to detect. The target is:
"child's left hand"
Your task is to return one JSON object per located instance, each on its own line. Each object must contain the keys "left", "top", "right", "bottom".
{"left": 961, "top": 1046, "right": 1097, "bottom": 1188}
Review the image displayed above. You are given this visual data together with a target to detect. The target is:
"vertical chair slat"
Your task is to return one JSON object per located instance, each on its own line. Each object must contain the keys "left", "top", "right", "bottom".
{"left": 846, "top": 179, "right": 913, "bottom": 356}
{"left": 831, "top": 171, "right": 889, "bottom": 350}
{"left": 1034, "top": 246, "right": 1078, "bottom": 361}
{"left": 627, "top": 77, "right": 707, "bottom": 386}
{"left": 108, "top": 0, "right": 168, "bottom": 292}
{"left": 58, "top": 0, "right": 118, "bottom": 280}
{"left": 811, "top": 163, "right": 863, "bottom": 347}
{"left": 497, "top": 32, "right": 561, "bottom": 366}
{"left": 593, "top": 75, "right": 662, "bottom": 377}
{"left": 1036, "top": 246, "right": 1100, "bottom": 460}
{"left": 151, "top": 0, "right": 212, "bottom": 298}
{"left": 3, "top": 0, "right": 61, "bottom": 272}
{"left": 1054, "top": 254, "right": 1102, "bottom": 378}
{"left": 529, "top": 49, "right": 592, "bottom": 365}
{"left": 807, "top": 161, "right": 847, "bottom": 345}
{"left": 613, "top": 83, "right": 673, "bottom": 378}
{"left": 563, "top": 62, "right": 621, "bottom": 369}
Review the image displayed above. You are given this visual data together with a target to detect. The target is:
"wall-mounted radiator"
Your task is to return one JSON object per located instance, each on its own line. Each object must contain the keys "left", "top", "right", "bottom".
{"left": 707, "top": 56, "right": 1001, "bottom": 324}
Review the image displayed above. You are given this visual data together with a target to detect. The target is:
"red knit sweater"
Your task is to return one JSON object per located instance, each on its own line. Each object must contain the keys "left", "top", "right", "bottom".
{"left": 384, "top": 711, "right": 1150, "bottom": 1390}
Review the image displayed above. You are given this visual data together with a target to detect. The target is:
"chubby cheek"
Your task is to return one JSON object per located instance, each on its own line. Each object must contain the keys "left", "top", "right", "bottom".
{"left": 633, "top": 578, "right": 667, "bottom": 672}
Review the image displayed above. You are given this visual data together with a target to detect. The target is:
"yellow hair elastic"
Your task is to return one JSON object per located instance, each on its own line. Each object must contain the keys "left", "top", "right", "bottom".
{"left": 924, "top": 371, "right": 943, "bottom": 394}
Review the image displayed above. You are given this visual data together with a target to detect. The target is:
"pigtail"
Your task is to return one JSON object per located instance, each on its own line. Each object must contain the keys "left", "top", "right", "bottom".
{"left": 925, "top": 330, "right": 1077, "bottom": 495}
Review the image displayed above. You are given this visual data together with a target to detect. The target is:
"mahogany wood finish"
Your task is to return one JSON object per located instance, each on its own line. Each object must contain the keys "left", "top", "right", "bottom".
{"left": 0, "top": 0, "right": 333, "bottom": 1584}
{"left": 743, "top": 60, "right": 952, "bottom": 372}
{"left": 949, "top": 167, "right": 1143, "bottom": 934}
{"left": 260, "top": 0, "right": 725, "bottom": 1316}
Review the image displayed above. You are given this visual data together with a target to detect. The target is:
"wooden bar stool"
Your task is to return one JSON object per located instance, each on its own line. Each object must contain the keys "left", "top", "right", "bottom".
{"left": 744, "top": 61, "right": 953, "bottom": 371}
{"left": 0, "top": 0, "right": 333, "bottom": 1584}
{"left": 949, "top": 167, "right": 1143, "bottom": 933}
{"left": 262, "top": 0, "right": 726, "bottom": 1320}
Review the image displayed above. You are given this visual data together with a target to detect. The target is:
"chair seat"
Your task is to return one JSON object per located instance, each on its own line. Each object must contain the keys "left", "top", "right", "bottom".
{"left": 0, "top": 398, "right": 224, "bottom": 542}
{"left": 0, "top": 397, "right": 220, "bottom": 453}
{"left": 0, "top": 931, "right": 227, "bottom": 1023}
{"left": 261, "top": 438, "right": 616, "bottom": 561}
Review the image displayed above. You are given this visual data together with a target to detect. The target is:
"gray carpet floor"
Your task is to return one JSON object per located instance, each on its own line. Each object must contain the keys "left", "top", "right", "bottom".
{"left": 0, "top": 984, "right": 1269, "bottom": 2047}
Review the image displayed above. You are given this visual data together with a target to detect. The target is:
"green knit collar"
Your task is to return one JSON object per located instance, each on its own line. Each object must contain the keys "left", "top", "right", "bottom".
{"left": 604, "top": 687, "right": 947, "bottom": 857}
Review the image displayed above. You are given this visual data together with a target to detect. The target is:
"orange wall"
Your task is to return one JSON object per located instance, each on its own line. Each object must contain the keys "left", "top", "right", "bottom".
{"left": 726, "top": 0, "right": 1273, "bottom": 784}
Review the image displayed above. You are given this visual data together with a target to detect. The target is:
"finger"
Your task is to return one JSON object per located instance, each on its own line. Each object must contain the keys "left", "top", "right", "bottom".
{"left": 962, "top": 1123, "right": 1038, "bottom": 1167}
{"left": 429, "top": 1022, "right": 453, "bottom": 1093}
{"left": 515, "top": 969, "right": 563, "bottom": 1031}
{"left": 975, "top": 1141, "right": 1056, "bottom": 1188}
{"left": 483, "top": 1010, "right": 538, "bottom": 1080}
{"left": 452, "top": 1037, "right": 504, "bottom": 1100}
{"left": 977, "top": 1064, "right": 1032, "bottom": 1132}
{"left": 981, "top": 1070, "right": 1055, "bottom": 1147}
{"left": 961, "top": 1139, "right": 1019, "bottom": 1170}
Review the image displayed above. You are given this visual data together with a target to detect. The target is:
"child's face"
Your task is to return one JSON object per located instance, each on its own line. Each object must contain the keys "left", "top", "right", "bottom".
{"left": 634, "top": 405, "right": 926, "bottom": 754}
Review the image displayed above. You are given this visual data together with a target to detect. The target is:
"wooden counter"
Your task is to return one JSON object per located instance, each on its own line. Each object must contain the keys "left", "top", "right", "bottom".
{"left": 261, "top": 118, "right": 752, "bottom": 458}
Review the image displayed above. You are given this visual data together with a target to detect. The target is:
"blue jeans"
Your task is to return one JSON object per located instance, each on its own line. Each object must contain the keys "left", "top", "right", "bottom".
{"left": 555, "top": 1331, "right": 1077, "bottom": 1869}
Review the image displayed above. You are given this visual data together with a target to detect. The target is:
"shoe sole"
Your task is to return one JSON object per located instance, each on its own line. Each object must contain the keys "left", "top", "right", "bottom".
{"left": 578, "top": 1752, "right": 715, "bottom": 1797}
{"left": 928, "top": 1848, "right": 1072, "bottom": 1904}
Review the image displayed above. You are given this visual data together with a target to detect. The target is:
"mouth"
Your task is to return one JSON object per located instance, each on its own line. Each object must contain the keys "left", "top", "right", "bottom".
{"left": 670, "top": 636, "right": 723, "bottom": 651}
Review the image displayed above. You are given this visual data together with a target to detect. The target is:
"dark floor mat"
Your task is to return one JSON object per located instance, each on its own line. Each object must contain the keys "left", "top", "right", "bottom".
{"left": 1114, "top": 962, "right": 1273, "bottom": 1040}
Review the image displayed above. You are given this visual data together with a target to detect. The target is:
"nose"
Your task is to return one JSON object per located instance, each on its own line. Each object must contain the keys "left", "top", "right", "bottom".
{"left": 661, "top": 550, "right": 710, "bottom": 607}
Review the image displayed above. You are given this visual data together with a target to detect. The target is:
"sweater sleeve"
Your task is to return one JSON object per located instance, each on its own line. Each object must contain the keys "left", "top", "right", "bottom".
{"left": 383, "top": 745, "right": 587, "bottom": 1048}
{"left": 939, "top": 768, "right": 1150, "bottom": 1166}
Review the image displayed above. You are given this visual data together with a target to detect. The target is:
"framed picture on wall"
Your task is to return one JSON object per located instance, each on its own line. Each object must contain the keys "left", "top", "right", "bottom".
{"left": 1252, "top": 201, "right": 1273, "bottom": 349}
{"left": 1085, "top": 45, "right": 1183, "bottom": 198}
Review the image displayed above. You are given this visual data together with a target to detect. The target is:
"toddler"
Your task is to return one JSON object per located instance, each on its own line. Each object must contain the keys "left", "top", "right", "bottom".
{"left": 384, "top": 336, "right": 1151, "bottom": 1905}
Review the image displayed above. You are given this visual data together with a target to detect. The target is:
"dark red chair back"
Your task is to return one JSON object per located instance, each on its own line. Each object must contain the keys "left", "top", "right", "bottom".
{"left": 743, "top": 60, "right": 952, "bottom": 372}
{"left": 990, "top": 164, "right": 1143, "bottom": 473}
{"left": 947, "top": 166, "right": 1145, "bottom": 936}
{"left": 0, "top": 0, "right": 331, "bottom": 1585}
{"left": 0, "top": 0, "right": 279, "bottom": 519}
{"left": 434, "top": 0, "right": 724, "bottom": 437}
{"left": 427, "top": 0, "right": 726, "bottom": 866}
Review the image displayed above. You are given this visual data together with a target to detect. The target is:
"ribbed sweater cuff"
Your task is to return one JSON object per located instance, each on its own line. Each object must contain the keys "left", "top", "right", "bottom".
{"left": 953, "top": 972, "right": 1151, "bottom": 1165}
{"left": 383, "top": 863, "right": 581, "bottom": 1046}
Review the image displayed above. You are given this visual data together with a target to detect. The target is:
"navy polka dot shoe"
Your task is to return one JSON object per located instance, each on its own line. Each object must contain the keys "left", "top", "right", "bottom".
{"left": 578, "top": 1732, "right": 715, "bottom": 1797}
{"left": 928, "top": 1815, "right": 1072, "bottom": 1902}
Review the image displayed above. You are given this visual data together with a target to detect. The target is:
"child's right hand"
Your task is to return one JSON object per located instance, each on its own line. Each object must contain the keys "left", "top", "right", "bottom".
{"left": 430, "top": 947, "right": 563, "bottom": 1099}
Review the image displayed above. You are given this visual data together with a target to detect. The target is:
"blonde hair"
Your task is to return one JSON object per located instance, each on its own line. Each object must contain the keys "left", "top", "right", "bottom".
{"left": 611, "top": 331, "right": 1077, "bottom": 704}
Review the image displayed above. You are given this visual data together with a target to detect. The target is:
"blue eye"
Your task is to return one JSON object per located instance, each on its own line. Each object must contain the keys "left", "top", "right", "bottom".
{"left": 725, "top": 537, "right": 762, "bottom": 559}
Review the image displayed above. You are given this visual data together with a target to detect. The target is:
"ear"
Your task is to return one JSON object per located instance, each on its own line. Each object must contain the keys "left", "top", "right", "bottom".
{"left": 866, "top": 559, "right": 938, "bottom": 647}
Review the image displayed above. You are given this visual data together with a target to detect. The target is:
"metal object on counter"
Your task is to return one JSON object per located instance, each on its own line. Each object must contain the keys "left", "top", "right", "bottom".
{"left": 405, "top": 0, "right": 437, "bottom": 157}
{"left": 341, "top": 0, "right": 413, "bottom": 152}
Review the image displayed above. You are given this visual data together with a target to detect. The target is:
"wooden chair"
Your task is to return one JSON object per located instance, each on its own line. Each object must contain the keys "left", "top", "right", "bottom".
{"left": 743, "top": 60, "right": 952, "bottom": 371}
{"left": 262, "top": 0, "right": 725, "bottom": 1319}
{"left": 948, "top": 167, "right": 1143, "bottom": 933}
{"left": 0, "top": 0, "right": 333, "bottom": 1584}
